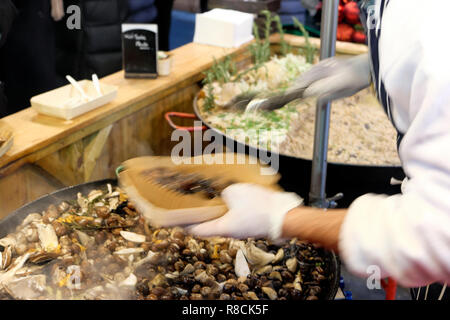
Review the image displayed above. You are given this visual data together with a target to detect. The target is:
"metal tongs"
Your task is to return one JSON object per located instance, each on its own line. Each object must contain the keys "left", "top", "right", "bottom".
{"left": 224, "top": 85, "right": 307, "bottom": 112}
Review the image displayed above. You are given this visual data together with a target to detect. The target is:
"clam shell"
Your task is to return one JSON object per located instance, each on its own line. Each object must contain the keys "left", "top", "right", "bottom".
{"left": 24, "top": 226, "right": 39, "bottom": 243}
{"left": 150, "top": 274, "right": 167, "bottom": 287}
{"left": 119, "top": 273, "right": 137, "bottom": 289}
{"left": 77, "top": 193, "right": 89, "bottom": 213}
{"left": 36, "top": 223, "right": 59, "bottom": 252}
{"left": 175, "top": 287, "right": 188, "bottom": 295}
{"left": 255, "top": 265, "right": 272, "bottom": 275}
{"left": 286, "top": 257, "right": 298, "bottom": 273}
{"left": 75, "top": 230, "right": 95, "bottom": 247}
{"left": 29, "top": 251, "right": 59, "bottom": 265}
{"left": 234, "top": 249, "right": 250, "bottom": 278}
{"left": 245, "top": 291, "right": 259, "bottom": 300}
{"left": 0, "top": 246, "right": 12, "bottom": 270}
{"left": 108, "top": 197, "right": 119, "bottom": 211}
{"left": 66, "top": 265, "right": 82, "bottom": 290}
{"left": 88, "top": 190, "right": 104, "bottom": 202}
{"left": 180, "top": 263, "right": 195, "bottom": 275}
{"left": 262, "top": 287, "right": 278, "bottom": 300}
{"left": 134, "top": 250, "right": 163, "bottom": 267}
{"left": 113, "top": 248, "right": 144, "bottom": 256}
{"left": 0, "top": 253, "right": 31, "bottom": 288}
{"left": 272, "top": 248, "right": 284, "bottom": 264}
{"left": 0, "top": 235, "right": 17, "bottom": 249}
{"left": 21, "top": 213, "right": 42, "bottom": 227}
{"left": 244, "top": 243, "right": 275, "bottom": 267}
{"left": 269, "top": 271, "right": 282, "bottom": 281}
{"left": 294, "top": 272, "right": 303, "bottom": 291}
{"left": 4, "top": 274, "right": 47, "bottom": 300}
{"left": 119, "top": 231, "right": 146, "bottom": 243}
{"left": 194, "top": 270, "right": 214, "bottom": 285}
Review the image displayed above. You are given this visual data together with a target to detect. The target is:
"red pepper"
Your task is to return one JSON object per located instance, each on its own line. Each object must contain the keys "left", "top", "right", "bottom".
{"left": 344, "top": 1, "right": 360, "bottom": 25}
{"left": 352, "top": 30, "right": 367, "bottom": 43}
{"left": 338, "top": 4, "right": 344, "bottom": 23}
{"left": 336, "top": 23, "right": 354, "bottom": 42}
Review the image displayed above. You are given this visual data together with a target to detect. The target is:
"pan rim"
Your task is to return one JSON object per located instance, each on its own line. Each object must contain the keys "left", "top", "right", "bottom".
{"left": 0, "top": 178, "right": 340, "bottom": 300}
{"left": 193, "top": 93, "right": 403, "bottom": 170}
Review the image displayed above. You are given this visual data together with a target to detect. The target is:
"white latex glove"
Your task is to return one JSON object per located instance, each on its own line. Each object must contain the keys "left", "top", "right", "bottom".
{"left": 246, "top": 54, "right": 371, "bottom": 111}
{"left": 187, "top": 183, "right": 303, "bottom": 240}
{"left": 298, "top": 53, "right": 371, "bottom": 101}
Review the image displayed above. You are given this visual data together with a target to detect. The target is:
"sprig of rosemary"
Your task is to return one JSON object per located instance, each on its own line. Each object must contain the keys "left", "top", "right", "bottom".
{"left": 203, "top": 82, "right": 215, "bottom": 112}
{"left": 201, "top": 55, "right": 238, "bottom": 111}
{"left": 203, "top": 54, "right": 237, "bottom": 85}
{"left": 273, "top": 15, "right": 291, "bottom": 56}
{"left": 292, "top": 17, "right": 316, "bottom": 64}
{"left": 249, "top": 10, "right": 272, "bottom": 65}
{"left": 201, "top": 12, "right": 315, "bottom": 111}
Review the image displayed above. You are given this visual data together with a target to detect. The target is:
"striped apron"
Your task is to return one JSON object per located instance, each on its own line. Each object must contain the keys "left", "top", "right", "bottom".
{"left": 359, "top": 0, "right": 448, "bottom": 300}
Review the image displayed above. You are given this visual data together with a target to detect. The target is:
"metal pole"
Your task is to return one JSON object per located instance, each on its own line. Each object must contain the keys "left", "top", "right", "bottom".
{"left": 309, "top": 0, "right": 339, "bottom": 208}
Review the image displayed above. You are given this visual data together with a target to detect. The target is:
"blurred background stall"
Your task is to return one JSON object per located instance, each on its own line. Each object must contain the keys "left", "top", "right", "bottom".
{"left": 1, "top": 0, "right": 366, "bottom": 115}
{"left": 0, "top": 0, "right": 62, "bottom": 115}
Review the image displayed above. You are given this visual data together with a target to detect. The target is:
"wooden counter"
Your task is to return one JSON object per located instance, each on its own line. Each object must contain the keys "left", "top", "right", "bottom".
{"left": 0, "top": 34, "right": 367, "bottom": 219}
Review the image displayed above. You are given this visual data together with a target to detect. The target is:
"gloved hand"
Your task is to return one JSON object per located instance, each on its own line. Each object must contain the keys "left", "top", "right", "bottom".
{"left": 187, "top": 183, "right": 303, "bottom": 240}
{"left": 296, "top": 53, "right": 371, "bottom": 101}
{"left": 246, "top": 53, "right": 371, "bottom": 111}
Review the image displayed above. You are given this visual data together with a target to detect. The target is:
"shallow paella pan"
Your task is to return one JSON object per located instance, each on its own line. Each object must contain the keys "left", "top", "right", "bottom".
{"left": 165, "top": 94, "right": 405, "bottom": 208}
{"left": 0, "top": 179, "right": 340, "bottom": 300}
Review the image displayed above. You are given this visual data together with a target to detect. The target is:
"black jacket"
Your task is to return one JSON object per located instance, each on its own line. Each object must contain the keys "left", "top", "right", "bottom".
{"left": 0, "top": 0, "right": 17, "bottom": 117}
{"left": 0, "top": 0, "right": 16, "bottom": 47}
{"left": 0, "top": 0, "right": 61, "bottom": 115}
{"left": 56, "top": 0, "right": 174, "bottom": 80}
{"left": 56, "top": 0, "right": 129, "bottom": 79}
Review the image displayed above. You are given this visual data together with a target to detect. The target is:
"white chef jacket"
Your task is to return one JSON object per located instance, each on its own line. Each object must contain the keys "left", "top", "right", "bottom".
{"left": 339, "top": 0, "right": 450, "bottom": 287}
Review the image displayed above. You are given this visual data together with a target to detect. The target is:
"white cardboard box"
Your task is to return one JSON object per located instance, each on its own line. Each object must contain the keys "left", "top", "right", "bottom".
{"left": 193, "top": 8, "right": 254, "bottom": 48}
{"left": 31, "top": 80, "right": 118, "bottom": 120}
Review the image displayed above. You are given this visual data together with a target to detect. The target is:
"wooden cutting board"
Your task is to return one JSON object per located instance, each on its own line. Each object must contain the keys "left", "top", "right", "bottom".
{"left": 118, "top": 153, "right": 280, "bottom": 227}
{"left": 0, "top": 121, "right": 13, "bottom": 159}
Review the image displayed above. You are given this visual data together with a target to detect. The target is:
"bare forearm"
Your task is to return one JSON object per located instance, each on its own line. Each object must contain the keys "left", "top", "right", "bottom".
{"left": 281, "top": 207, "right": 348, "bottom": 252}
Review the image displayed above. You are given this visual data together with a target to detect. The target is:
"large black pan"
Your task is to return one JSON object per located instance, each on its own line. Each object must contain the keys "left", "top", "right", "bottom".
{"left": 166, "top": 94, "right": 405, "bottom": 207}
{"left": 0, "top": 179, "right": 340, "bottom": 300}
{"left": 0, "top": 179, "right": 116, "bottom": 238}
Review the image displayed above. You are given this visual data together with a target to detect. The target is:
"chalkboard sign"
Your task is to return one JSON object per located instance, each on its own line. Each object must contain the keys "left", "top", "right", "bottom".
{"left": 122, "top": 24, "right": 158, "bottom": 78}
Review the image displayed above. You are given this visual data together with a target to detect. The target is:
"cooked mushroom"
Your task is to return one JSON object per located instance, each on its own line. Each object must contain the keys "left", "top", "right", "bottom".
{"left": 0, "top": 184, "right": 331, "bottom": 301}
